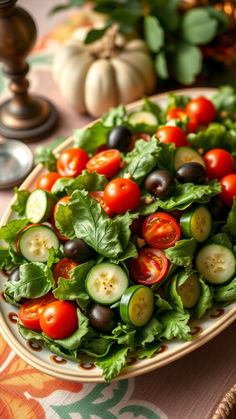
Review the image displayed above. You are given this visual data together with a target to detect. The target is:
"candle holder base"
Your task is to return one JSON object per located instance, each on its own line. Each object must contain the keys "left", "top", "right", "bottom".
{"left": 0, "top": 96, "right": 58, "bottom": 142}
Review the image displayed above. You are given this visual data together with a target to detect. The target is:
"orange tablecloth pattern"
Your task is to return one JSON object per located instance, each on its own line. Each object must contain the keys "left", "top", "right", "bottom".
{"left": 0, "top": 4, "right": 236, "bottom": 418}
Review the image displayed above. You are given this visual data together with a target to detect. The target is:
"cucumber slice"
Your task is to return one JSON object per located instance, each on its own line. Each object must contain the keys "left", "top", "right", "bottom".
{"left": 26, "top": 189, "right": 57, "bottom": 223}
{"left": 174, "top": 147, "right": 206, "bottom": 171}
{"left": 177, "top": 272, "right": 201, "bottom": 308}
{"left": 196, "top": 244, "right": 236, "bottom": 284}
{"left": 120, "top": 285, "right": 154, "bottom": 327}
{"left": 180, "top": 206, "right": 212, "bottom": 242}
{"left": 128, "top": 111, "right": 158, "bottom": 126}
{"left": 18, "top": 224, "right": 59, "bottom": 262}
{"left": 85, "top": 263, "right": 128, "bottom": 305}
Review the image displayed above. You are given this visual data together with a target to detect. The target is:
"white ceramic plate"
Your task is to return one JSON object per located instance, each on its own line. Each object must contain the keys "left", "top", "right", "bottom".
{"left": 0, "top": 88, "right": 235, "bottom": 382}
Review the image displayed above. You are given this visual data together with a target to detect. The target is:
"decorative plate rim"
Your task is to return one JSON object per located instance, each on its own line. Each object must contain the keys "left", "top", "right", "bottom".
{"left": 1, "top": 87, "right": 235, "bottom": 382}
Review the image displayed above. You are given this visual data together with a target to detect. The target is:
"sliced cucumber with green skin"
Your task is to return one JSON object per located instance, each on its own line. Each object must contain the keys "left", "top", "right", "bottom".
{"left": 85, "top": 263, "right": 128, "bottom": 305}
{"left": 196, "top": 244, "right": 236, "bottom": 284}
{"left": 128, "top": 111, "right": 158, "bottom": 126}
{"left": 120, "top": 285, "right": 154, "bottom": 327}
{"left": 177, "top": 272, "right": 201, "bottom": 308}
{"left": 26, "top": 189, "right": 57, "bottom": 223}
{"left": 180, "top": 206, "right": 212, "bottom": 242}
{"left": 174, "top": 147, "right": 206, "bottom": 171}
{"left": 18, "top": 224, "right": 59, "bottom": 262}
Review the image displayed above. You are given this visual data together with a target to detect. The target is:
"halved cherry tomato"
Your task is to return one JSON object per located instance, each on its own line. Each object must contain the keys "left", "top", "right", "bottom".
{"left": 90, "top": 191, "right": 115, "bottom": 217}
{"left": 186, "top": 97, "right": 216, "bottom": 125}
{"left": 18, "top": 293, "right": 56, "bottom": 330}
{"left": 142, "top": 212, "right": 181, "bottom": 249}
{"left": 156, "top": 126, "right": 187, "bottom": 148}
{"left": 166, "top": 108, "right": 198, "bottom": 133}
{"left": 204, "top": 148, "right": 235, "bottom": 180}
{"left": 36, "top": 172, "right": 61, "bottom": 191}
{"left": 52, "top": 196, "right": 71, "bottom": 241}
{"left": 57, "top": 148, "right": 89, "bottom": 178}
{"left": 39, "top": 300, "right": 78, "bottom": 339}
{"left": 220, "top": 174, "right": 236, "bottom": 206}
{"left": 104, "top": 178, "right": 141, "bottom": 214}
{"left": 129, "top": 247, "right": 169, "bottom": 285}
{"left": 86, "top": 149, "right": 121, "bottom": 178}
{"left": 53, "top": 257, "right": 78, "bottom": 284}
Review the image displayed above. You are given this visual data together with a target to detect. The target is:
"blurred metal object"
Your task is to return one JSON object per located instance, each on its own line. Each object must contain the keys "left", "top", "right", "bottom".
{"left": 0, "top": 0, "right": 58, "bottom": 142}
{"left": 0, "top": 139, "right": 33, "bottom": 188}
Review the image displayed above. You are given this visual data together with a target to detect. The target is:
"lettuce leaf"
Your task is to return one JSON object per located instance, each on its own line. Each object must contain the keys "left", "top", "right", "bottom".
{"left": 35, "top": 136, "right": 66, "bottom": 171}
{"left": 213, "top": 277, "right": 236, "bottom": 303}
{"left": 140, "top": 180, "right": 221, "bottom": 214}
{"left": 135, "top": 341, "right": 162, "bottom": 359}
{"left": 141, "top": 97, "right": 164, "bottom": 122}
{"left": 73, "top": 122, "right": 110, "bottom": 154}
{"left": 163, "top": 238, "right": 197, "bottom": 273}
{"left": 167, "top": 92, "right": 190, "bottom": 110}
{"left": 194, "top": 278, "right": 213, "bottom": 319}
{"left": 212, "top": 85, "right": 236, "bottom": 118}
{"left": 0, "top": 246, "right": 15, "bottom": 270}
{"left": 222, "top": 199, "right": 236, "bottom": 241}
{"left": 159, "top": 310, "right": 191, "bottom": 341}
{"left": 94, "top": 345, "right": 129, "bottom": 382}
{"left": 81, "top": 337, "right": 114, "bottom": 358}
{"left": 155, "top": 294, "right": 173, "bottom": 314}
{"left": 11, "top": 188, "right": 30, "bottom": 216}
{"left": 54, "top": 203, "right": 75, "bottom": 240}
{"left": 0, "top": 218, "right": 29, "bottom": 244}
{"left": 139, "top": 317, "right": 162, "bottom": 346}
{"left": 117, "top": 137, "right": 161, "bottom": 185}
{"left": 187, "top": 123, "right": 233, "bottom": 153}
{"left": 4, "top": 262, "right": 54, "bottom": 302}
{"left": 68, "top": 190, "right": 123, "bottom": 258}
{"left": 102, "top": 104, "right": 127, "bottom": 127}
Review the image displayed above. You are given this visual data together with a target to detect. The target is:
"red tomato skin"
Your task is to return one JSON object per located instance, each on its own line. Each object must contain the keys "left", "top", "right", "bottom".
{"left": 18, "top": 294, "right": 57, "bottom": 330}
{"left": 127, "top": 132, "right": 151, "bottom": 151}
{"left": 90, "top": 191, "right": 115, "bottom": 217}
{"left": 166, "top": 108, "right": 198, "bottom": 133}
{"left": 36, "top": 172, "right": 61, "bottom": 191}
{"left": 57, "top": 148, "right": 89, "bottom": 178}
{"left": 53, "top": 258, "right": 78, "bottom": 284}
{"left": 129, "top": 247, "right": 169, "bottom": 285}
{"left": 186, "top": 97, "right": 216, "bottom": 125}
{"left": 156, "top": 126, "right": 187, "bottom": 148}
{"left": 204, "top": 149, "right": 235, "bottom": 180}
{"left": 104, "top": 178, "right": 141, "bottom": 214}
{"left": 220, "top": 174, "right": 236, "bottom": 206}
{"left": 142, "top": 212, "right": 181, "bottom": 249}
{"left": 86, "top": 149, "right": 121, "bottom": 178}
{"left": 40, "top": 301, "right": 78, "bottom": 339}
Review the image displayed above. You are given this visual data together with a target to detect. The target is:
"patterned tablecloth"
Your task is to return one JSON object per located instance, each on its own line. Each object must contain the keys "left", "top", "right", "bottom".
{"left": 0, "top": 2, "right": 236, "bottom": 418}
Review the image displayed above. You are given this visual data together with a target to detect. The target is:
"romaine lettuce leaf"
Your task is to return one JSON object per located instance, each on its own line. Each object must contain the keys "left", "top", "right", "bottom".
{"left": 54, "top": 203, "right": 75, "bottom": 239}
{"left": 159, "top": 310, "right": 191, "bottom": 341}
{"left": 102, "top": 104, "right": 127, "bottom": 127}
{"left": 213, "top": 277, "right": 236, "bottom": 303}
{"left": 212, "top": 85, "right": 236, "bottom": 118}
{"left": 194, "top": 278, "right": 213, "bottom": 319}
{"left": 73, "top": 121, "right": 110, "bottom": 154}
{"left": 222, "top": 199, "right": 236, "bottom": 241}
{"left": 187, "top": 123, "right": 233, "bottom": 153}
{"left": 94, "top": 345, "right": 129, "bottom": 382}
{"left": 0, "top": 218, "right": 29, "bottom": 244}
{"left": 11, "top": 188, "right": 30, "bottom": 216}
{"left": 35, "top": 136, "right": 66, "bottom": 172}
{"left": 163, "top": 238, "right": 197, "bottom": 273}
{"left": 139, "top": 317, "right": 162, "bottom": 346}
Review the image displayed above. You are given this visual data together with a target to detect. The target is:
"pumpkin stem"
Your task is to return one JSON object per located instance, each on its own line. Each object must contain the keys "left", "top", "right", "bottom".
{"left": 87, "top": 23, "right": 121, "bottom": 58}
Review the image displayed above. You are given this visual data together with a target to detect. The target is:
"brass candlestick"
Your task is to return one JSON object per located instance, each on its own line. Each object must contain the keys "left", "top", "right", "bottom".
{"left": 0, "top": 0, "right": 58, "bottom": 142}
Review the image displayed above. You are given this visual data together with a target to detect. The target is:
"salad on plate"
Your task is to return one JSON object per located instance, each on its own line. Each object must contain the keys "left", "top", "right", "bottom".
{"left": 1, "top": 86, "right": 236, "bottom": 382}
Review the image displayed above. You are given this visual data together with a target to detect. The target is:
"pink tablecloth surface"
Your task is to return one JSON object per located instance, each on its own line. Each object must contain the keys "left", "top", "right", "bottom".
{"left": 0, "top": 2, "right": 235, "bottom": 418}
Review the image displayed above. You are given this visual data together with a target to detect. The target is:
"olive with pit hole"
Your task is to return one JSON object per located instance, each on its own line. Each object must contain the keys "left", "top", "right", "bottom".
{"left": 145, "top": 170, "right": 175, "bottom": 199}
{"left": 63, "top": 238, "right": 95, "bottom": 263}
{"left": 107, "top": 125, "right": 132, "bottom": 151}
{"left": 87, "top": 303, "right": 116, "bottom": 332}
{"left": 176, "top": 162, "right": 206, "bottom": 184}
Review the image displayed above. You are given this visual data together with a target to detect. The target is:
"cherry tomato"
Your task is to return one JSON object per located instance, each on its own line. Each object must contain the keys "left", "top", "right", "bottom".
{"left": 36, "top": 172, "right": 61, "bottom": 191}
{"left": 142, "top": 212, "right": 181, "bottom": 249}
{"left": 53, "top": 258, "right": 78, "bottom": 284}
{"left": 94, "top": 144, "right": 108, "bottom": 154}
{"left": 204, "top": 148, "right": 235, "bottom": 180}
{"left": 39, "top": 301, "right": 78, "bottom": 339}
{"left": 104, "top": 178, "right": 141, "bottom": 214}
{"left": 186, "top": 97, "right": 216, "bottom": 125}
{"left": 220, "top": 174, "right": 236, "bottom": 206}
{"left": 86, "top": 149, "right": 121, "bottom": 178}
{"left": 18, "top": 294, "right": 56, "bottom": 330}
{"left": 156, "top": 126, "right": 187, "bottom": 148}
{"left": 57, "top": 148, "right": 89, "bottom": 178}
{"left": 52, "top": 196, "right": 71, "bottom": 241}
{"left": 129, "top": 247, "right": 169, "bottom": 285}
{"left": 90, "top": 191, "right": 115, "bottom": 217}
{"left": 166, "top": 108, "right": 198, "bottom": 133}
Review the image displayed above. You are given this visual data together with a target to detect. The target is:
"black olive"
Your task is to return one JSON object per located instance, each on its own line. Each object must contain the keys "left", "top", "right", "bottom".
{"left": 87, "top": 304, "right": 116, "bottom": 332}
{"left": 176, "top": 162, "right": 206, "bottom": 184}
{"left": 63, "top": 238, "right": 95, "bottom": 263}
{"left": 8, "top": 267, "right": 20, "bottom": 282}
{"left": 107, "top": 125, "right": 132, "bottom": 151}
{"left": 145, "top": 170, "right": 175, "bottom": 199}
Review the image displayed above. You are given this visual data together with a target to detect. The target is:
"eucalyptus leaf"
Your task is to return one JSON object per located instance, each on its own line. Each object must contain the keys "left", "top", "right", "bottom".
{"left": 181, "top": 8, "right": 218, "bottom": 45}
{"left": 171, "top": 42, "right": 202, "bottom": 85}
{"left": 144, "top": 15, "right": 164, "bottom": 53}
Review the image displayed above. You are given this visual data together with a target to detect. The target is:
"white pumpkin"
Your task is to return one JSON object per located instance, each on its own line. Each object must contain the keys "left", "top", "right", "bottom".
{"left": 53, "top": 25, "right": 156, "bottom": 117}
